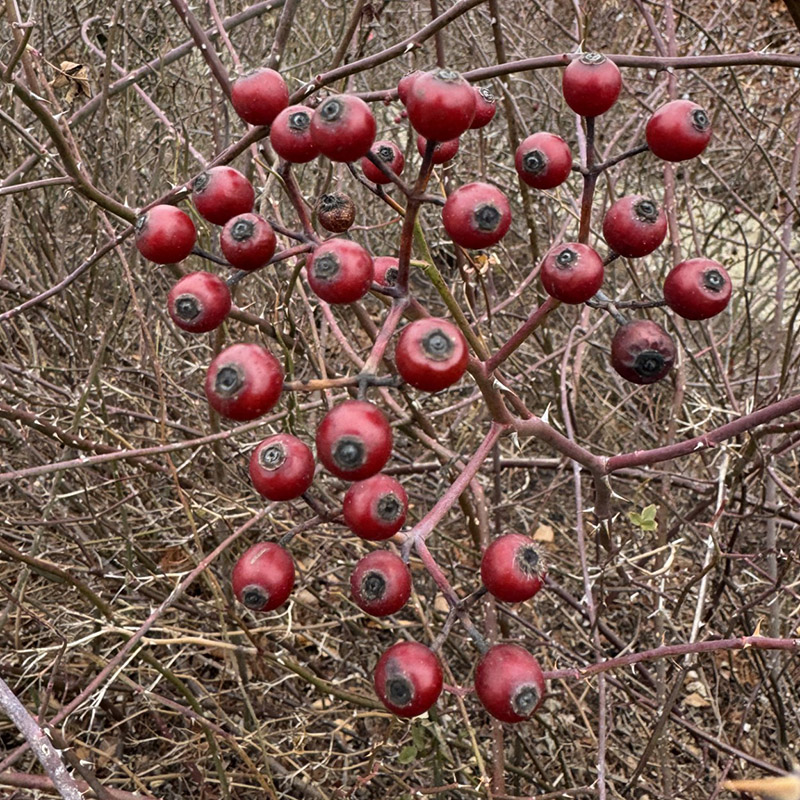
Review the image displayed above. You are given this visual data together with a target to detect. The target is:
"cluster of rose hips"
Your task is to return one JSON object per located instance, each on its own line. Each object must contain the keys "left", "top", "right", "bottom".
{"left": 132, "top": 55, "right": 733, "bottom": 723}
{"left": 531, "top": 54, "right": 732, "bottom": 384}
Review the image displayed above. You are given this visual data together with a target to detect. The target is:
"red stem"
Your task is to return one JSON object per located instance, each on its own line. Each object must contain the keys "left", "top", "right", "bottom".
{"left": 484, "top": 296, "right": 559, "bottom": 373}
{"left": 403, "top": 422, "right": 507, "bottom": 551}
{"left": 396, "top": 140, "right": 437, "bottom": 294}
{"left": 362, "top": 297, "right": 410, "bottom": 373}
{"left": 605, "top": 393, "right": 800, "bottom": 473}
{"left": 546, "top": 635, "right": 800, "bottom": 681}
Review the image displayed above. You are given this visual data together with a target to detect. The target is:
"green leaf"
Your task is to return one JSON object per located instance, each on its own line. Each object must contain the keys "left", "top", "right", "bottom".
{"left": 641, "top": 504, "right": 658, "bottom": 522}
{"left": 398, "top": 745, "right": 418, "bottom": 764}
{"left": 628, "top": 504, "right": 659, "bottom": 531}
{"left": 411, "top": 724, "right": 426, "bottom": 750}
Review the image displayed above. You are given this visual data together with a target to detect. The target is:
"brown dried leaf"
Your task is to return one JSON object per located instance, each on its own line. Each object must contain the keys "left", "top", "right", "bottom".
{"left": 533, "top": 524, "right": 554, "bottom": 542}
{"left": 683, "top": 691, "right": 711, "bottom": 708}
{"left": 159, "top": 545, "right": 191, "bottom": 572}
{"left": 723, "top": 774, "right": 800, "bottom": 800}
{"left": 51, "top": 61, "right": 91, "bottom": 103}
{"left": 433, "top": 594, "right": 450, "bottom": 615}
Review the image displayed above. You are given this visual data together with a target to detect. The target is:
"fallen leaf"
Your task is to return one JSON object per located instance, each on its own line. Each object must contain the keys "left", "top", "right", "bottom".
{"left": 159, "top": 546, "right": 191, "bottom": 572}
{"left": 723, "top": 773, "right": 800, "bottom": 800}
{"left": 51, "top": 61, "right": 91, "bottom": 103}
{"left": 433, "top": 595, "right": 450, "bottom": 615}
{"left": 533, "top": 524, "right": 554, "bottom": 542}
{"left": 684, "top": 691, "right": 711, "bottom": 708}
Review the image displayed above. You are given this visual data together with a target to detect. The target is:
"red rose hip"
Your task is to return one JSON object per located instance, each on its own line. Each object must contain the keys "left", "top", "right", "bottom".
{"left": 270, "top": 105, "right": 320, "bottom": 163}
{"left": 515, "top": 133, "right": 572, "bottom": 190}
{"left": 361, "top": 141, "right": 405, "bottom": 184}
{"left": 192, "top": 166, "right": 255, "bottom": 225}
{"left": 417, "top": 134, "right": 459, "bottom": 164}
{"left": 562, "top": 53, "right": 622, "bottom": 118}
{"left": 397, "top": 70, "right": 420, "bottom": 105}
{"left": 230, "top": 68, "right": 289, "bottom": 126}
{"left": 350, "top": 550, "right": 412, "bottom": 616}
{"left": 663, "top": 258, "right": 731, "bottom": 320}
{"left": 374, "top": 641, "right": 443, "bottom": 717}
{"left": 611, "top": 319, "right": 676, "bottom": 385}
{"left": 395, "top": 317, "right": 468, "bottom": 392}
{"left": 307, "top": 238, "right": 373, "bottom": 304}
{"left": 602, "top": 195, "right": 667, "bottom": 258}
{"left": 315, "top": 400, "right": 392, "bottom": 481}
{"left": 232, "top": 541, "right": 294, "bottom": 612}
{"left": 475, "top": 644, "right": 545, "bottom": 723}
{"left": 343, "top": 474, "right": 408, "bottom": 541}
{"left": 470, "top": 86, "right": 497, "bottom": 129}
{"left": 168, "top": 271, "right": 231, "bottom": 333}
{"left": 311, "top": 95, "right": 376, "bottom": 162}
{"left": 481, "top": 533, "right": 546, "bottom": 603}
{"left": 442, "top": 182, "right": 511, "bottom": 250}
{"left": 373, "top": 256, "right": 399, "bottom": 288}
{"left": 539, "top": 242, "right": 604, "bottom": 304}
{"left": 221, "top": 213, "right": 277, "bottom": 271}
{"left": 405, "top": 69, "right": 476, "bottom": 141}
{"left": 135, "top": 205, "right": 196, "bottom": 264}
{"left": 205, "top": 343, "right": 284, "bottom": 421}
{"left": 646, "top": 99, "right": 712, "bottom": 162}
{"left": 249, "top": 433, "right": 315, "bottom": 501}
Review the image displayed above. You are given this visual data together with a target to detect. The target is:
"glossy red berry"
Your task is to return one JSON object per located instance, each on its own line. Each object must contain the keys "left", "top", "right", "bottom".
{"left": 343, "top": 474, "right": 408, "bottom": 541}
{"left": 316, "top": 192, "right": 356, "bottom": 233}
{"left": 135, "top": 205, "right": 196, "bottom": 264}
{"left": 221, "top": 213, "right": 277, "bottom": 271}
{"left": 350, "top": 550, "right": 412, "bottom": 617}
{"left": 602, "top": 195, "right": 667, "bottom": 258}
{"left": 374, "top": 641, "right": 443, "bottom": 717}
{"left": 611, "top": 320, "right": 676, "bottom": 385}
{"left": 442, "top": 182, "right": 511, "bottom": 250}
{"left": 470, "top": 87, "right": 497, "bottom": 129}
{"left": 475, "top": 644, "right": 545, "bottom": 723}
{"left": 663, "top": 258, "right": 732, "bottom": 320}
{"left": 515, "top": 133, "right": 572, "bottom": 190}
{"left": 307, "top": 238, "right": 373, "bottom": 304}
{"left": 481, "top": 534, "right": 546, "bottom": 603}
{"left": 417, "top": 134, "right": 459, "bottom": 164}
{"left": 205, "top": 343, "right": 284, "bottom": 421}
{"left": 315, "top": 399, "right": 392, "bottom": 481}
{"left": 406, "top": 69, "right": 476, "bottom": 141}
{"left": 397, "top": 71, "right": 420, "bottom": 105}
{"left": 232, "top": 542, "right": 294, "bottom": 612}
{"left": 561, "top": 53, "right": 622, "bottom": 117}
{"left": 539, "top": 243, "right": 604, "bottom": 304}
{"left": 395, "top": 317, "right": 468, "bottom": 392}
{"left": 167, "top": 271, "right": 231, "bottom": 333}
{"left": 270, "top": 105, "right": 320, "bottom": 163}
{"left": 192, "top": 166, "right": 255, "bottom": 225}
{"left": 361, "top": 141, "right": 405, "bottom": 184}
{"left": 230, "top": 68, "right": 289, "bottom": 126}
{"left": 249, "top": 433, "right": 315, "bottom": 501}
{"left": 310, "top": 95, "right": 376, "bottom": 162}
{"left": 646, "top": 99, "right": 712, "bottom": 162}
{"left": 373, "top": 256, "right": 399, "bottom": 288}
